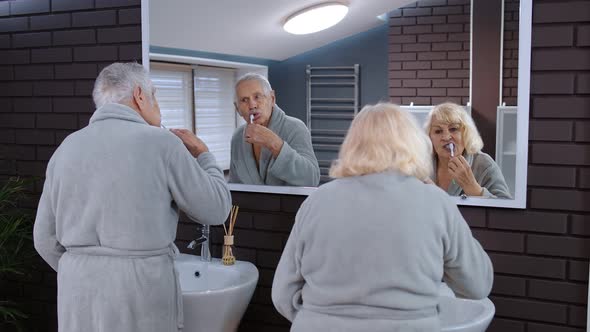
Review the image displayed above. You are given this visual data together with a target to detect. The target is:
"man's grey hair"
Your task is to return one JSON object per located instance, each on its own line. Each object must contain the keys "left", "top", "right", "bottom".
{"left": 234, "top": 73, "right": 272, "bottom": 103}
{"left": 92, "top": 62, "right": 154, "bottom": 108}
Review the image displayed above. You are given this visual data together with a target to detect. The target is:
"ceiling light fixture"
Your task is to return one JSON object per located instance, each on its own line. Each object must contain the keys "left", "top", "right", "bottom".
{"left": 283, "top": 2, "right": 349, "bottom": 35}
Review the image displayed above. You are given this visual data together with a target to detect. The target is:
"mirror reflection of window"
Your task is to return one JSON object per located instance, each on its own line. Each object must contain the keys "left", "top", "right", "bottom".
{"left": 193, "top": 66, "right": 236, "bottom": 170}
{"left": 150, "top": 63, "right": 193, "bottom": 129}
{"left": 150, "top": 62, "right": 238, "bottom": 170}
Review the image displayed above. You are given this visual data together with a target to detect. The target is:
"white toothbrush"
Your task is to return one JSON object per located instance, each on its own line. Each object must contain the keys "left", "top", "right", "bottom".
{"left": 448, "top": 142, "right": 455, "bottom": 158}
{"left": 249, "top": 114, "right": 254, "bottom": 124}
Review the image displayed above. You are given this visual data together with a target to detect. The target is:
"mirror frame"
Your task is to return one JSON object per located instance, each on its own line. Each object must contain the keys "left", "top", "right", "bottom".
{"left": 140, "top": 0, "right": 532, "bottom": 208}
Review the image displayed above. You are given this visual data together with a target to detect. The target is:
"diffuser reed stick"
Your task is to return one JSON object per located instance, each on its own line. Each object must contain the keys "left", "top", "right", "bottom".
{"left": 222, "top": 205, "right": 239, "bottom": 265}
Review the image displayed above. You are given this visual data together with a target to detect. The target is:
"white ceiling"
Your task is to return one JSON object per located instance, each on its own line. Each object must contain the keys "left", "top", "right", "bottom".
{"left": 149, "top": 0, "right": 416, "bottom": 61}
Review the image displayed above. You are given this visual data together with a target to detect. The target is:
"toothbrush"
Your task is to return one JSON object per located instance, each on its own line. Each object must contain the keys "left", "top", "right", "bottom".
{"left": 249, "top": 114, "right": 254, "bottom": 124}
{"left": 448, "top": 142, "right": 455, "bottom": 158}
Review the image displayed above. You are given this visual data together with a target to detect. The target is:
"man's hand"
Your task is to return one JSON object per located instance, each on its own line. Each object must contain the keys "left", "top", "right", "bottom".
{"left": 170, "top": 128, "right": 209, "bottom": 157}
{"left": 448, "top": 155, "right": 483, "bottom": 196}
{"left": 244, "top": 124, "right": 284, "bottom": 157}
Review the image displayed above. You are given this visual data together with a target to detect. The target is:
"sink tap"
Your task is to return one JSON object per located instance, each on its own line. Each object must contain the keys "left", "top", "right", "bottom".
{"left": 187, "top": 225, "right": 211, "bottom": 262}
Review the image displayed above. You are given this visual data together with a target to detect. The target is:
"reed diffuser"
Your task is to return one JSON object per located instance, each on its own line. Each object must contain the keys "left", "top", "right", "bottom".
{"left": 222, "top": 205, "right": 239, "bottom": 265}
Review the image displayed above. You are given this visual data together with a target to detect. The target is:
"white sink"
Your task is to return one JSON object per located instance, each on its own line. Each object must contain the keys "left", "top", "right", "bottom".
{"left": 175, "top": 253, "right": 258, "bottom": 332}
{"left": 439, "top": 283, "right": 495, "bottom": 332}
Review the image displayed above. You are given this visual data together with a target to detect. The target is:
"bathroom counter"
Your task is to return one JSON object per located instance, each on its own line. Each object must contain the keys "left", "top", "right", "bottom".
{"left": 228, "top": 183, "right": 317, "bottom": 196}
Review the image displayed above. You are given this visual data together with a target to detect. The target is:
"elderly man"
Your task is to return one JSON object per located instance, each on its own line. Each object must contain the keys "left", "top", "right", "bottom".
{"left": 229, "top": 73, "right": 320, "bottom": 187}
{"left": 33, "top": 62, "right": 232, "bottom": 332}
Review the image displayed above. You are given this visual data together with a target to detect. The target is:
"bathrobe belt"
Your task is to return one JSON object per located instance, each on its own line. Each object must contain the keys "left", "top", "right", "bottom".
{"left": 67, "top": 244, "right": 184, "bottom": 331}
{"left": 303, "top": 304, "right": 439, "bottom": 320}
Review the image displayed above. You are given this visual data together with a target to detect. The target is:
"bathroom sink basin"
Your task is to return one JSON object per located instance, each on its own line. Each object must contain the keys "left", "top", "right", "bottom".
{"left": 439, "top": 283, "right": 495, "bottom": 332}
{"left": 175, "top": 253, "right": 258, "bottom": 332}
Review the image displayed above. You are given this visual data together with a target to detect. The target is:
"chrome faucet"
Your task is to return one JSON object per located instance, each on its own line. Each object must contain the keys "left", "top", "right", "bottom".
{"left": 187, "top": 224, "right": 211, "bottom": 262}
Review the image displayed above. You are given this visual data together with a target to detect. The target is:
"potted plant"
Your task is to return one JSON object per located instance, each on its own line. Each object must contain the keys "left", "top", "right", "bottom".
{"left": 0, "top": 177, "right": 35, "bottom": 331}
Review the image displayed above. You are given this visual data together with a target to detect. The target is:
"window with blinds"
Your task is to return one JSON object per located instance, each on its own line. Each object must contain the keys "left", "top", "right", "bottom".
{"left": 149, "top": 62, "right": 237, "bottom": 170}
{"left": 150, "top": 63, "right": 193, "bottom": 129}
{"left": 194, "top": 66, "right": 236, "bottom": 170}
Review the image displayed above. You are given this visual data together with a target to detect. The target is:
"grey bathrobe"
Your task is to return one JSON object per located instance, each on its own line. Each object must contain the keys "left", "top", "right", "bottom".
{"left": 272, "top": 171, "right": 493, "bottom": 332}
{"left": 33, "top": 103, "right": 232, "bottom": 332}
{"left": 433, "top": 151, "right": 512, "bottom": 199}
{"left": 228, "top": 105, "right": 320, "bottom": 187}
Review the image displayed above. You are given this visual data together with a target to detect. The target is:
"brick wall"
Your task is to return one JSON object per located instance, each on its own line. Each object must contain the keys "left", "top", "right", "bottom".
{"left": 0, "top": 0, "right": 141, "bottom": 331}
{"left": 388, "top": 0, "right": 471, "bottom": 106}
{"left": 503, "top": 0, "right": 519, "bottom": 106}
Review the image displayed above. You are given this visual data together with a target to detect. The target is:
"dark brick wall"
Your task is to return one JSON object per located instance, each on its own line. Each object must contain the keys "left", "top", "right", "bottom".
{"left": 388, "top": 0, "right": 471, "bottom": 106}
{"left": 503, "top": 0, "right": 519, "bottom": 106}
{"left": 0, "top": 0, "right": 141, "bottom": 331}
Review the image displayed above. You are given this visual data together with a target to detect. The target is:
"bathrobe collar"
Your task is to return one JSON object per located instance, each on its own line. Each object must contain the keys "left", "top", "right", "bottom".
{"left": 89, "top": 103, "right": 149, "bottom": 126}
{"left": 241, "top": 105, "right": 286, "bottom": 184}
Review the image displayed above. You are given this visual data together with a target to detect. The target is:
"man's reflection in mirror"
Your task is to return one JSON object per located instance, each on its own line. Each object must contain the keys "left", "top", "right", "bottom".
{"left": 228, "top": 73, "right": 320, "bottom": 186}
{"left": 425, "top": 102, "right": 512, "bottom": 199}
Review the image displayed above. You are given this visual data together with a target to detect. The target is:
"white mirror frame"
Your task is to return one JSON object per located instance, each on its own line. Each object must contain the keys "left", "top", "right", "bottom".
{"left": 459, "top": 0, "right": 531, "bottom": 209}
{"left": 140, "top": 0, "right": 532, "bottom": 209}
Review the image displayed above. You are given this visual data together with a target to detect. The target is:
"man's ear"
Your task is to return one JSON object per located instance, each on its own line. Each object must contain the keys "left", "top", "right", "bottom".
{"left": 133, "top": 86, "right": 146, "bottom": 111}
{"left": 270, "top": 90, "right": 276, "bottom": 105}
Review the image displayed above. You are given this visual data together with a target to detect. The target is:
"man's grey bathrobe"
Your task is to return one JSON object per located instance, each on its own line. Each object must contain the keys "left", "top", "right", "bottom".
{"left": 272, "top": 171, "right": 493, "bottom": 332}
{"left": 33, "top": 103, "right": 232, "bottom": 332}
{"left": 229, "top": 105, "right": 320, "bottom": 187}
{"left": 432, "top": 151, "right": 512, "bottom": 199}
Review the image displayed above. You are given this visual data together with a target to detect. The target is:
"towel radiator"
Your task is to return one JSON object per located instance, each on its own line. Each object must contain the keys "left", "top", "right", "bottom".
{"left": 305, "top": 64, "right": 360, "bottom": 183}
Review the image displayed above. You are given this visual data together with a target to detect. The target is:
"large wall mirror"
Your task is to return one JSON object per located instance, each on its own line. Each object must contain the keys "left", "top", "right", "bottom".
{"left": 141, "top": 0, "right": 531, "bottom": 209}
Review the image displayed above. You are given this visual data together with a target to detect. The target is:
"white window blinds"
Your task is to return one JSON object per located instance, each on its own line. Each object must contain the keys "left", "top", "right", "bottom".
{"left": 150, "top": 63, "right": 193, "bottom": 129}
{"left": 193, "top": 66, "right": 236, "bottom": 170}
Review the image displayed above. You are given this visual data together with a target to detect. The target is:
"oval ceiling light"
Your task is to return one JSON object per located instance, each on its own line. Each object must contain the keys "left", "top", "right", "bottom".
{"left": 283, "top": 3, "right": 349, "bottom": 35}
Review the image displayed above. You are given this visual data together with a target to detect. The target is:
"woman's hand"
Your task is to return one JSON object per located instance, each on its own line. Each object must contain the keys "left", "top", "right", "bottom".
{"left": 448, "top": 155, "right": 483, "bottom": 196}
{"left": 170, "top": 128, "right": 209, "bottom": 157}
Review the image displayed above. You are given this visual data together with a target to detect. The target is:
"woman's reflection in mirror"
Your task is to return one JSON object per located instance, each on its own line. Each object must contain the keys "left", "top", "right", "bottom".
{"left": 424, "top": 102, "right": 512, "bottom": 199}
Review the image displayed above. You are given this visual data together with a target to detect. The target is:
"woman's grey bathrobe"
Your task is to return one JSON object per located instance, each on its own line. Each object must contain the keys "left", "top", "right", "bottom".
{"left": 272, "top": 171, "right": 493, "bottom": 332}
{"left": 229, "top": 105, "right": 320, "bottom": 187}
{"left": 433, "top": 151, "right": 512, "bottom": 199}
{"left": 33, "top": 103, "right": 232, "bottom": 332}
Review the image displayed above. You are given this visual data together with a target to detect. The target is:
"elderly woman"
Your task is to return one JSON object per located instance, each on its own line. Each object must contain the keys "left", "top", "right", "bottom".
{"left": 425, "top": 102, "right": 512, "bottom": 199}
{"left": 272, "top": 103, "right": 493, "bottom": 332}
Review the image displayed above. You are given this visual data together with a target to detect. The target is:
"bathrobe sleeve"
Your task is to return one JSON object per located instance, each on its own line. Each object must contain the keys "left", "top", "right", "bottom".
{"left": 442, "top": 201, "right": 494, "bottom": 299}
{"left": 33, "top": 159, "right": 65, "bottom": 272}
{"left": 473, "top": 155, "right": 512, "bottom": 199}
{"left": 167, "top": 143, "right": 232, "bottom": 226}
{"left": 269, "top": 121, "right": 320, "bottom": 187}
{"left": 271, "top": 199, "right": 308, "bottom": 321}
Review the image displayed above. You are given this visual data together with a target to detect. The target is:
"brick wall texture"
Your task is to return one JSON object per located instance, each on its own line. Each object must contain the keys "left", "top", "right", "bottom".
{"left": 388, "top": 0, "right": 471, "bottom": 106}
{"left": 503, "top": 0, "right": 519, "bottom": 106}
{"left": 1, "top": 0, "right": 589, "bottom": 332}
{"left": 0, "top": 0, "right": 141, "bottom": 331}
